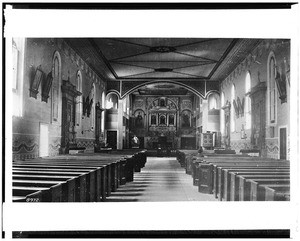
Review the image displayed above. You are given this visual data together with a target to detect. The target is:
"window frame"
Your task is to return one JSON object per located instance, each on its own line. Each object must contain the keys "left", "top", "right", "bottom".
{"left": 245, "top": 71, "right": 252, "bottom": 129}
{"left": 268, "top": 53, "right": 277, "bottom": 125}
{"left": 230, "top": 84, "right": 236, "bottom": 132}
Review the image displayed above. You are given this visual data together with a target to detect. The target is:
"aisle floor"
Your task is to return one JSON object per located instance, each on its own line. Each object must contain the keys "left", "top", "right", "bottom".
{"left": 106, "top": 157, "right": 217, "bottom": 202}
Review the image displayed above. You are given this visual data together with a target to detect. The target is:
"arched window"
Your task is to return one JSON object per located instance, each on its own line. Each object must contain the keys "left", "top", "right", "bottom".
{"left": 106, "top": 93, "right": 118, "bottom": 110}
{"left": 231, "top": 84, "right": 236, "bottom": 132}
{"left": 268, "top": 55, "right": 277, "bottom": 124}
{"left": 245, "top": 72, "right": 251, "bottom": 129}
{"left": 76, "top": 70, "right": 82, "bottom": 126}
{"left": 12, "top": 38, "right": 25, "bottom": 117}
{"left": 52, "top": 51, "right": 61, "bottom": 122}
{"left": 101, "top": 91, "right": 105, "bottom": 132}
{"left": 90, "top": 83, "right": 96, "bottom": 130}
{"left": 101, "top": 92, "right": 105, "bottom": 109}
{"left": 208, "top": 93, "right": 220, "bottom": 110}
{"left": 220, "top": 92, "right": 225, "bottom": 134}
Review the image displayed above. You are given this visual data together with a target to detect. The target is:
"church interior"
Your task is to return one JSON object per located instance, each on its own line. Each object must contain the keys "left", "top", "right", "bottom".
{"left": 11, "top": 38, "right": 291, "bottom": 203}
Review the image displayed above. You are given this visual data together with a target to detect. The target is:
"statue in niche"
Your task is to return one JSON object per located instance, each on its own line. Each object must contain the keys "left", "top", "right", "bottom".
{"left": 160, "top": 98, "right": 165, "bottom": 107}
{"left": 160, "top": 115, "right": 166, "bottom": 125}
{"left": 135, "top": 112, "right": 144, "bottom": 127}
{"left": 181, "top": 111, "right": 191, "bottom": 128}
{"left": 151, "top": 115, "right": 157, "bottom": 125}
{"left": 169, "top": 115, "right": 175, "bottom": 125}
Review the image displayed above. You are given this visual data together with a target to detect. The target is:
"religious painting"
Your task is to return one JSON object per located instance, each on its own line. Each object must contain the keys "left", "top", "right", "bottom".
{"left": 169, "top": 114, "right": 175, "bottom": 126}
{"left": 159, "top": 115, "right": 166, "bottom": 125}
{"left": 181, "top": 110, "right": 191, "bottom": 128}
{"left": 135, "top": 111, "right": 144, "bottom": 127}
{"left": 159, "top": 98, "right": 165, "bottom": 107}
{"left": 150, "top": 114, "right": 157, "bottom": 125}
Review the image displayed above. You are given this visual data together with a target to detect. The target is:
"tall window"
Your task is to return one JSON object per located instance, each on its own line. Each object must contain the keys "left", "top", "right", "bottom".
{"left": 12, "top": 38, "right": 25, "bottom": 117}
{"left": 220, "top": 92, "right": 225, "bottom": 134}
{"left": 106, "top": 93, "right": 118, "bottom": 110}
{"left": 52, "top": 52, "right": 61, "bottom": 121}
{"left": 231, "top": 84, "right": 236, "bottom": 132}
{"left": 76, "top": 71, "right": 82, "bottom": 126}
{"left": 90, "top": 83, "right": 96, "bottom": 130}
{"left": 208, "top": 94, "right": 217, "bottom": 110}
{"left": 101, "top": 91, "right": 105, "bottom": 132}
{"left": 245, "top": 72, "right": 251, "bottom": 129}
{"left": 269, "top": 56, "right": 277, "bottom": 123}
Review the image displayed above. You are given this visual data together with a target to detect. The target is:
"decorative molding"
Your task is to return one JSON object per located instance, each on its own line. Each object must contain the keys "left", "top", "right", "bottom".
{"left": 13, "top": 142, "right": 38, "bottom": 153}
{"left": 107, "top": 81, "right": 120, "bottom": 93}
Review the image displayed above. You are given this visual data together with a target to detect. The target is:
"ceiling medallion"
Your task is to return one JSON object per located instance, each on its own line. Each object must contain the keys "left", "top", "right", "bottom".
{"left": 150, "top": 46, "right": 176, "bottom": 53}
{"left": 154, "top": 68, "right": 173, "bottom": 72}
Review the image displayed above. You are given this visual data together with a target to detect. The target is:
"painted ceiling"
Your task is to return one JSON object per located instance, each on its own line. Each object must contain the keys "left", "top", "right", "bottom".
{"left": 65, "top": 38, "right": 261, "bottom": 96}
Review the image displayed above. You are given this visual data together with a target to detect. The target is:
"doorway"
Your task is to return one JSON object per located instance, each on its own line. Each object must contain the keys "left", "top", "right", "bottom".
{"left": 39, "top": 123, "right": 49, "bottom": 157}
{"left": 107, "top": 131, "right": 117, "bottom": 149}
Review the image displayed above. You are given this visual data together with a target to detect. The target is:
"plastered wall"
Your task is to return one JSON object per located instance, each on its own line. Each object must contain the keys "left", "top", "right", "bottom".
{"left": 13, "top": 38, "right": 106, "bottom": 160}
{"left": 220, "top": 39, "right": 290, "bottom": 159}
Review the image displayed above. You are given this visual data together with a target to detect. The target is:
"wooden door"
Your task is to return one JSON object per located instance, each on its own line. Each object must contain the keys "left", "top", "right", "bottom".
{"left": 280, "top": 127, "right": 287, "bottom": 160}
{"left": 39, "top": 123, "right": 49, "bottom": 157}
{"left": 107, "top": 131, "right": 117, "bottom": 149}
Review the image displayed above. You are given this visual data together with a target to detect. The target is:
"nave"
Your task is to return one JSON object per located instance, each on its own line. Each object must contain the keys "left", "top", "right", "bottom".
{"left": 105, "top": 157, "right": 217, "bottom": 202}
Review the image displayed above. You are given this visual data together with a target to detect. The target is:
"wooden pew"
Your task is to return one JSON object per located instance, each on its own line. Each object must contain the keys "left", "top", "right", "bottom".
{"left": 191, "top": 155, "right": 253, "bottom": 186}
{"left": 13, "top": 161, "right": 110, "bottom": 202}
{"left": 262, "top": 184, "right": 290, "bottom": 201}
{"left": 13, "top": 174, "right": 78, "bottom": 202}
{"left": 238, "top": 175, "right": 290, "bottom": 201}
{"left": 219, "top": 167, "right": 289, "bottom": 201}
{"left": 248, "top": 178, "right": 290, "bottom": 201}
{"left": 12, "top": 150, "right": 147, "bottom": 202}
{"left": 13, "top": 180, "right": 65, "bottom": 202}
{"left": 13, "top": 169, "right": 89, "bottom": 202}
{"left": 197, "top": 159, "right": 289, "bottom": 194}
{"left": 228, "top": 171, "right": 290, "bottom": 201}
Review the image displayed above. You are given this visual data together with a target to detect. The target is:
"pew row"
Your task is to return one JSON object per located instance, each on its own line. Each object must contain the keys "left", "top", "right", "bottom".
{"left": 12, "top": 150, "right": 147, "bottom": 202}
{"left": 176, "top": 150, "right": 290, "bottom": 201}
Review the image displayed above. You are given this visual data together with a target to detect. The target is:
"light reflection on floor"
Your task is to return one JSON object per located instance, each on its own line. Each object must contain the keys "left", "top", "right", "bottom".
{"left": 105, "top": 157, "right": 217, "bottom": 202}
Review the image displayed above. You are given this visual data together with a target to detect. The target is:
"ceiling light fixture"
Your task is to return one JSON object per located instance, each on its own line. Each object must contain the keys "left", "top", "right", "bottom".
{"left": 154, "top": 68, "right": 173, "bottom": 72}
{"left": 150, "top": 46, "right": 176, "bottom": 53}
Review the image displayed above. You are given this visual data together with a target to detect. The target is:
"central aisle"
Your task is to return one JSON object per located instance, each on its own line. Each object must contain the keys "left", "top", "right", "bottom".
{"left": 106, "top": 157, "right": 217, "bottom": 202}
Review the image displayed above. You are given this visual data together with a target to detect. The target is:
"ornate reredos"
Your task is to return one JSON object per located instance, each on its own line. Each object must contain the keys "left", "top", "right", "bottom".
{"left": 148, "top": 97, "right": 178, "bottom": 111}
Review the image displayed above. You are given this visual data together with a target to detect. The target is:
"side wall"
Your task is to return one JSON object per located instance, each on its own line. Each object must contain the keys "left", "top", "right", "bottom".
{"left": 13, "top": 38, "right": 106, "bottom": 160}
{"left": 220, "top": 39, "right": 290, "bottom": 159}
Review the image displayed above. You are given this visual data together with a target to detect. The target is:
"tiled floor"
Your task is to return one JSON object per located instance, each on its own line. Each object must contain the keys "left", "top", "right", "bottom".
{"left": 106, "top": 157, "right": 217, "bottom": 202}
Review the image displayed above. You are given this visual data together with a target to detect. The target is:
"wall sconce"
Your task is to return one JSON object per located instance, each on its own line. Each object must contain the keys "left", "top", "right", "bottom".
{"left": 30, "top": 65, "right": 44, "bottom": 99}
{"left": 41, "top": 71, "right": 53, "bottom": 103}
